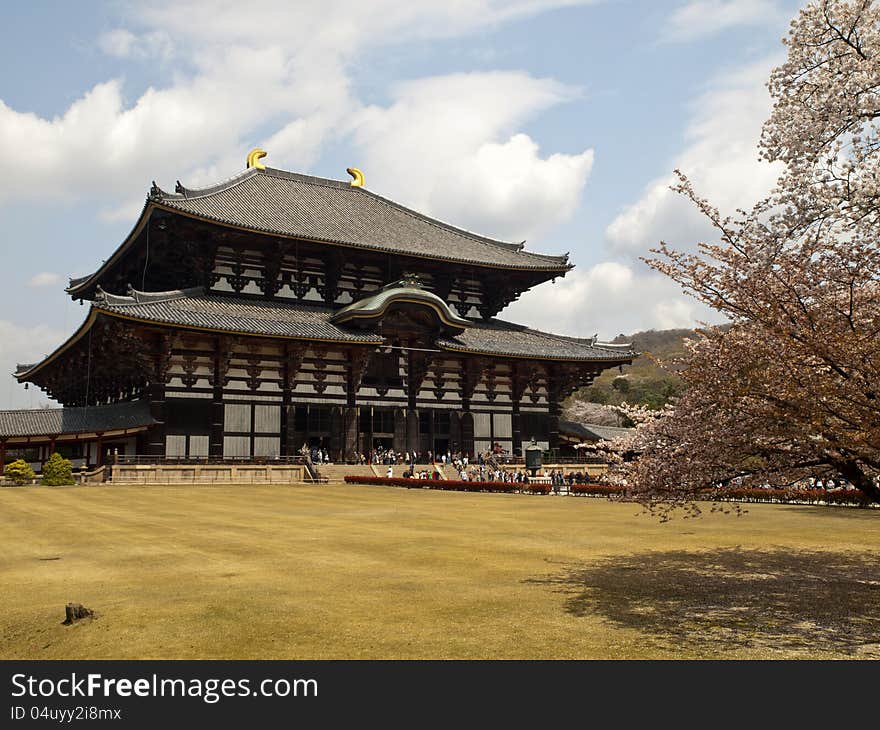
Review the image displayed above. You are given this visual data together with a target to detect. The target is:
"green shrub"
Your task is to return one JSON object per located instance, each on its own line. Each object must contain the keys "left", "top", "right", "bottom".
{"left": 4, "top": 459, "right": 35, "bottom": 486}
{"left": 41, "top": 453, "right": 74, "bottom": 486}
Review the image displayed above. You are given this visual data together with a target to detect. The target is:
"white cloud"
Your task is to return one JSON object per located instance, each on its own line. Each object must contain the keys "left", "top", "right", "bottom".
{"left": 0, "top": 320, "right": 65, "bottom": 409}
{"left": 662, "top": 0, "right": 785, "bottom": 43}
{"left": 27, "top": 272, "right": 61, "bottom": 287}
{"left": 606, "top": 57, "right": 783, "bottom": 256}
{"left": 0, "top": 0, "right": 597, "bottom": 219}
{"left": 99, "top": 29, "right": 174, "bottom": 60}
{"left": 134, "top": 1, "right": 597, "bottom": 50}
{"left": 502, "top": 261, "right": 722, "bottom": 339}
{"left": 351, "top": 72, "right": 593, "bottom": 241}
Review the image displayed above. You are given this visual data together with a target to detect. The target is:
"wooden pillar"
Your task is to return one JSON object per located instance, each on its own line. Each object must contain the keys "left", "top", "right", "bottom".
{"left": 344, "top": 348, "right": 361, "bottom": 462}
{"left": 393, "top": 408, "right": 407, "bottom": 453}
{"left": 449, "top": 412, "right": 462, "bottom": 456}
{"left": 512, "top": 401, "right": 523, "bottom": 457}
{"left": 147, "top": 382, "right": 167, "bottom": 457}
{"left": 460, "top": 412, "right": 474, "bottom": 460}
{"left": 329, "top": 406, "right": 343, "bottom": 462}
{"left": 148, "top": 333, "right": 170, "bottom": 458}
{"left": 280, "top": 383, "right": 291, "bottom": 458}
{"left": 210, "top": 337, "right": 227, "bottom": 458}
{"left": 343, "top": 407, "right": 359, "bottom": 463}
{"left": 406, "top": 409, "right": 419, "bottom": 454}
{"left": 49, "top": 435, "right": 57, "bottom": 458}
{"left": 281, "top": 343, "right": 304, "bottom": 458}
{"left": 95, "top": 433, "right": 105, "bottom": 467}
{"left": 0, "top": 439, "right": 6, "bottom": 474}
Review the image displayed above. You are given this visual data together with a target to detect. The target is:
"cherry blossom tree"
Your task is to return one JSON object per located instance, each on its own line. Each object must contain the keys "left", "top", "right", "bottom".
{"left": 614, "top": 0, "right": 880, "bottom": 503}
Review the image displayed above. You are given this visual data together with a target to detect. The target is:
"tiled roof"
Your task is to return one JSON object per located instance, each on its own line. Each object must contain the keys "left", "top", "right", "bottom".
{"left": 152, "top": 167, "right": 570, "bottom": 271}
{"left": 0, "top": 401, "right": 154, "bottom": 438}
{"left": 93, "top": 289, "right": 633, "bottom": 361}
{"left": 439, "top": 320, "right": 636, "bottom": 362}
{"left": 94, "top": 289, "right": 384, "bottom": 344}
{"left": 19, "top": 290, "right": 634, "bottom": 383}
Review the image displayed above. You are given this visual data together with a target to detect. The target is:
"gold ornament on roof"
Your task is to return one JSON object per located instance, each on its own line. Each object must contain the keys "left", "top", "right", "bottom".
{"left": 246, "top": 148, "right": 267, "bottom": 170}
{"left": 346, "top": 167, "right": 365, "bottom": 187}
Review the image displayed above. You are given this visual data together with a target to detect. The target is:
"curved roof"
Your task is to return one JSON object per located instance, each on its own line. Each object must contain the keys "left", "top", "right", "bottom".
{"left": 331, "top": 282, "right": 471, "bottom": 335}
{"left": 68, "top": 166, "right": 572, "bottom": 297}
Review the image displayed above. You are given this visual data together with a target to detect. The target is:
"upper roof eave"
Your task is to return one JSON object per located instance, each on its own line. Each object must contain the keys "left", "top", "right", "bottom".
{"left": 68, "top": 165, "right": 576, "bottom": 298}
{"left": 66, "top": 198, "right": 154, "bottom": 297}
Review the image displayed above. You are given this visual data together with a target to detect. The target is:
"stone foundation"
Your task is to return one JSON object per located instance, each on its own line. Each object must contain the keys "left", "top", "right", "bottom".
{"left": 110, "top": 463, "right": 307, "bottom": 484}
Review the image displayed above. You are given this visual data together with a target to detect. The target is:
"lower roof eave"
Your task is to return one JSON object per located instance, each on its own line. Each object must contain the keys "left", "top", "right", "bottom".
{"left": 437, "top": 344, "right": 636, "bottom": 364}
{"left": 2, "top": 425, "right": 153, "bottom": 445}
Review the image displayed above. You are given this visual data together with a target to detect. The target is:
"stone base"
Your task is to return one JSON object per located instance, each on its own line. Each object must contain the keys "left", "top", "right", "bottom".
{"left": 110, "top": 464, "right": 307, "bottom": 484}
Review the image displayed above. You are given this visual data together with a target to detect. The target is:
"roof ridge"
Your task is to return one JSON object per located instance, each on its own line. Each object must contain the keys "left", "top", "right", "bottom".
{"left": 95, "top": 285, "right": 205, "bottom": 306}
{"left": 353, "top": 187, "right": 570, "bottom": 265}
{"left": 155, "top": 168, "right": 260, "bottom": 202}
{"left": 485, "top": 318, "right": 635, "bottom": 354}
{"left": 0, "top": 406, "right": 64, "bottom": 415}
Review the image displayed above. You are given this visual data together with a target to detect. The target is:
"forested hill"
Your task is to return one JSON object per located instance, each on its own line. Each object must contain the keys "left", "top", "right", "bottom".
{"left": 568, "top": 328, "right": 697, "bottom": 418}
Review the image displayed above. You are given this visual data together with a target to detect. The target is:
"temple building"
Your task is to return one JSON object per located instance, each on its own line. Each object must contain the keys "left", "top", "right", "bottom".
{"left": 1, "top": 152, "right": 634, "bottom": 472}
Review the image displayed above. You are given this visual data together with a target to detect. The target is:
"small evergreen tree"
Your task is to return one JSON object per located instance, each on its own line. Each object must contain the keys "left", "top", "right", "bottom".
{"left": 4, "top": 459, "right": 35, "bottom": 486}
{"left": 41, "top": 453, "right": 74, "bottom": 486}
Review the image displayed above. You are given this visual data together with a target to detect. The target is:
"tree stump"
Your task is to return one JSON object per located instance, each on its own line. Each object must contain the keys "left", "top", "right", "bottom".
{"left": 63, "top": 603, "right": 94, "bottom": 625}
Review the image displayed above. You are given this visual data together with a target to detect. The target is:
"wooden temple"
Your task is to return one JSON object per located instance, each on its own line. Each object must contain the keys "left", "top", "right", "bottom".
{"left": 2, "top": 154, "right": 634, "bottom": 470}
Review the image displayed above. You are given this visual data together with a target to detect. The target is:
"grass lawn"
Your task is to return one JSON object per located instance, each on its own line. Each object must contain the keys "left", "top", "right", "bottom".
{"left": 1, "top": 482, "right": 879, "bottom": 659}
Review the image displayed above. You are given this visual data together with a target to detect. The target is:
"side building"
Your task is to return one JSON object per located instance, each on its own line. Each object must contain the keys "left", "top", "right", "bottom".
{"left": 1, "top": 154, "right": 634, "bottom": 472}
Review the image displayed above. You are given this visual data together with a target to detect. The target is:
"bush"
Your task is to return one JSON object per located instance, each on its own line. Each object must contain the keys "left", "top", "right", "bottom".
{"left": 705, "top": 486, "right": 873, "bottom": 507}
{"left": 344, "top": 475, "right": 520, "bottom": 493}
{"left": 41, "top": 453, "right": 75, "bottom": 486}
{"left": 4, "top": 459, "right": 35, "bottom": 486}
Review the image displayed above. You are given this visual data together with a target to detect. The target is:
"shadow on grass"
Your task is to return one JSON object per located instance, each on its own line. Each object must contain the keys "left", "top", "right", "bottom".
{"left": 528, "top": 548, "right": 880, "bottom": 656}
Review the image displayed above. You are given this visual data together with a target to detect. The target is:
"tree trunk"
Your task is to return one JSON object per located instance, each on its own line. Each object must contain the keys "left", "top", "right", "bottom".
{"left": 832, "top": 459, "right": 880, "bottom": 503}
{"left": 63, "top": 603, "right": 94, "bottom": 624}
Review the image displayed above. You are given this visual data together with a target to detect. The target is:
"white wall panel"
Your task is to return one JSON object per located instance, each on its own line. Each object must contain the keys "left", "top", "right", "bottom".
{"left": 224, "top": 404, "right": 251, "bottom": 432}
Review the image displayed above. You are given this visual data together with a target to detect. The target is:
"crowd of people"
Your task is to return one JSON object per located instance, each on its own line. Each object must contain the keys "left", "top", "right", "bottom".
{"left": 302, "top": 442, "right": 600, "bottom": 491}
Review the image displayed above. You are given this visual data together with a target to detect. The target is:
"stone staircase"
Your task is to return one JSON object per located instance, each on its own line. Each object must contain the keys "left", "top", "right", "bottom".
{"left": 317, "top": 464, "right": 381, "bottom": 483}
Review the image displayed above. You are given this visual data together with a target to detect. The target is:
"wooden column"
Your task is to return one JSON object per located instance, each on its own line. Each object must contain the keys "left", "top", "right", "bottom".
{"left": 547, "top": 365, "right": 562, "bottom": 453}
{"left": 449, "top": 412, "right": 462, "bottom": 456}
{"left": 406, "top": 409, "right": 419, "bottom": 455}
{"left": 147, "top": 333, "right": 170, "bottom": 457}
{"left": 393, "top": 408, "right": 407, "bottom": 453}
{"left": 460, "top": 412, "right": 474, "bottom": 460}
{"left": 344, "top": 348, "right": 369, "bottom": 463}
{"left": 0, "top": 439, "right": 6, "bottom": 474}
{"left": 511, "top": 364, "right": 526, "bottom": 457}
{"left": 512, "top": 401, "right": 523, "bottom": 457}
{"left": 146, "top": 382, "right": 166, "bottom": 457}
{"left": 459, "top": 357, "right": 481, "bottom": 460}
{"left": 95, "top": 433, "right": 105, "bottom": 467}
{"left": 329, "top": 406, "right": 343, "bottom": 462}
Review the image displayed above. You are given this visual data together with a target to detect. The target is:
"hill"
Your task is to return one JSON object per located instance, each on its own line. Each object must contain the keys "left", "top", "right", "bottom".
{"left": 564, "top": 328, "right": 697, "bottom": 423}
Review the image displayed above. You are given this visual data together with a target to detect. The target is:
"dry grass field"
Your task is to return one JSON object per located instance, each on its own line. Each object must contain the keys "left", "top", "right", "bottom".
{"left": 1, "top": 482, "right": 879, "bottom": 659}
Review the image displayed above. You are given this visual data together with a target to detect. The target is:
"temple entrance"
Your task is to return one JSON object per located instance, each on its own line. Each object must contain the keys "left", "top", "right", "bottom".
{"left": 359, "top": 407, "right": 397, "bottom": 458}
{"left": 419, "top": 410, "right": 452, "bottom": 458}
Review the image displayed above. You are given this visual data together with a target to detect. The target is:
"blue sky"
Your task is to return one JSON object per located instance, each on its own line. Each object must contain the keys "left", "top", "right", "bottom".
{"left": 0, "top": 0, "right": 805, "bottom": 408}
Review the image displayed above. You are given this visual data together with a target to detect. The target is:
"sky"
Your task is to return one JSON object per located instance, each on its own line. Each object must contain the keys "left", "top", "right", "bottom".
{"left": 0, "top": 0, "right": 806, "bottom": 409}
